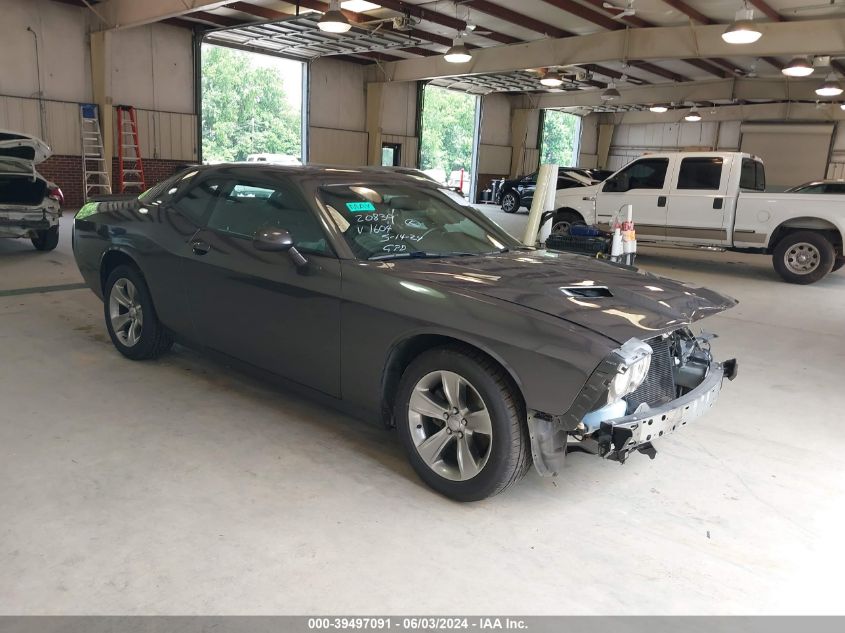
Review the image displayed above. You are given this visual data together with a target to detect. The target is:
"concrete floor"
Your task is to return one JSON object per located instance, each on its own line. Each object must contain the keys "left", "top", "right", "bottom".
{"left": 1, "top": 215, "right": 844, "bottom": 615}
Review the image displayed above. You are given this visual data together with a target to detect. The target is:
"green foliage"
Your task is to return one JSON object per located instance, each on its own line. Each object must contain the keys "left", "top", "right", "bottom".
{"left": 201, "top": 45, "right": 301, "bottom": 162}
{"left": 541, "top": 110, "right": 581, "bottom": 167}
{"left": 420, "top": 86, "right": 477, "bottom": 173}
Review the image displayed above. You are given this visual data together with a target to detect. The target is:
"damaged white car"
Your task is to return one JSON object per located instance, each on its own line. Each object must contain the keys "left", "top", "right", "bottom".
{"left": 0, "top": 131, "right": 63, "bottom": 251}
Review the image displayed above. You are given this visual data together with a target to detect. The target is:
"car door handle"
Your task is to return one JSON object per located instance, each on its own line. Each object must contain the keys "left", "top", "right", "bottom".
{"left": 713, "top": 197, "right": 724, "bottom": 209}
{"left": 191, "top": 240, "right": 210, "bottom": 255}
{"left": 657, "top": 196, "right": 667, "bottom": 207}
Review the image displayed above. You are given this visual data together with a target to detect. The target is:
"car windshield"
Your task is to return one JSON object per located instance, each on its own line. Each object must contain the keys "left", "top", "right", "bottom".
{"left": 318, "top": 183, "right": 520, "bottom": 260}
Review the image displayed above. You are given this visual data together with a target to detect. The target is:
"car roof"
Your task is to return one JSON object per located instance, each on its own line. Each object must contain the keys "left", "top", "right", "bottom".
{"left": 192, "top": 162, "right": 445, "bottom": 187}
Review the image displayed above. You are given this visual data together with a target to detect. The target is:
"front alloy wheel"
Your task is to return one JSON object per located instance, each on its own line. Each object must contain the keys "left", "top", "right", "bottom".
{"left": 501, "top": 192, "right": 519, "bottom": 213}
{"left": 408, "top": 370, "right": 493, "bottom": 481}
{"left": 396, "top": 347, "right": 531, "bottom": 501}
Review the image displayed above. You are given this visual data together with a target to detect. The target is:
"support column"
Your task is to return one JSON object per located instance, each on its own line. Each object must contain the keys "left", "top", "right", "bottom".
{"left": 90, "top": 30, "right": 114, "bottom": 183}
{"left": 366, "top": 82, "right": 385, "bottom": 166}
{"left": 597, "top": 123, "right": 615, "bottom": 170}
{"left": 509, "top": 107, "right": 540, "bottom": 177}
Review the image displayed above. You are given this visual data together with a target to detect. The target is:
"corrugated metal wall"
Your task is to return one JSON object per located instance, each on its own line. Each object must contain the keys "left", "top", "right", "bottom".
{"left": 0, "top": 95, "right": 196, "bottom": 161}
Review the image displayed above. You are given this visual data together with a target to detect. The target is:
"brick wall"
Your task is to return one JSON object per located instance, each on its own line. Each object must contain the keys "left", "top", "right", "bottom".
{"left": 37, "top": 155, "right": 192, "bottom": 209}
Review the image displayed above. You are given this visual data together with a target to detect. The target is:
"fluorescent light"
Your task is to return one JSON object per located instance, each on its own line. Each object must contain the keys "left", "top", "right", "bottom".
{"left": 540, "top": 71, "right": 563, "bottom": 87}
{"left": 341, "top": 1, "right": 380, "bottom": 11}
{"left": 817, "top": 74, "right": 843, "bottom": 97}
{"left": 601, "top": 82, "right": 620, "bottom": 101}
{"left": 722, "top": 9, "right": 762, "bottom": 45}
{"left": 444, "top": 39, "right": 472, "bottom": 63}
{"left": 685, "top": 107, "right": 702, "bottom": 122}
{"left": 840, "top": 103, "right": 845, "bottom": 111}
{"left": 649, "top": 105, "right": 668, "bottom": 113}
{"left": 319, "top": 0, "right": 351, "bottom": 33}
{"left": 782, "top": 57, "right": 814, "bottom": 77}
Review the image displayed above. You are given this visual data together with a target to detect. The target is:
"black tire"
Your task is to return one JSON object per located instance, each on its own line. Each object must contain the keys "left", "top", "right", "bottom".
{"left": 551, "top": 210, "right": 586, "bottom": 236}
{"left": 103, "top": 264, "right": 173, "bottom": 360}
{"left": 832, "top": 258, "right": 845, "bottom": 273}
{"left": 501, "top": 191, "right": 520, "bottom": 213}
{"left": 772, "top": 231, "right": 835, "bottom": 284}
{"left": 31, "top": 225, "right": 59, "bottom": 251}
{"left": 395, "top": 346, "right": 531, "bottom": 502}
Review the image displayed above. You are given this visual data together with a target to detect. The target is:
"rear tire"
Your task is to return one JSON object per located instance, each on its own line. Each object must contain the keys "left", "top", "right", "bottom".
{"left": 103, "top": 265, "right": 173, "bottom": 360}
{"left": 395, "top": 346, "right": 531, "bottom": 502}
{"left": 551, "top": 210, "right": 585, "bottom": 236}
{"left": 772, "top": 231, "right": 835, "bottom": 284}
{"left": 501, "top": 191, "right": 520, "bottom": 214}
{"left": 31, "top": 226, "right": 59, "bottom": 251}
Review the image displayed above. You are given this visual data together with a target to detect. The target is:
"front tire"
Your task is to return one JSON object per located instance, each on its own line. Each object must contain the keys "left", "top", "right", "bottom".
{"left": 31, "top": 225, "right": 59, "bottom": 251}
{"left": 501, "top": 191, "right": 520, "bottom": 213}
{"left": 772, "top": 231, "right": 835, "bottom": 284}
{"left": 395, "top": 346, "right": 531, "bottom": 502}
{"left": 103, "top": 265, "right": 173, "bottom": 360}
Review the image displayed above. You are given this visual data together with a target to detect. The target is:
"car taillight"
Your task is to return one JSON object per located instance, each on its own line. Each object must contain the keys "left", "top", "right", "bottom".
{"left": 48, "top": 186, "right": 64, "bottom": 206}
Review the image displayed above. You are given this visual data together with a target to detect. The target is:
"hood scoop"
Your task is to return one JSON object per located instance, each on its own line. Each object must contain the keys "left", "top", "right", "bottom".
{"left": 559, "top": 286, "right": 613, "bottom": 298}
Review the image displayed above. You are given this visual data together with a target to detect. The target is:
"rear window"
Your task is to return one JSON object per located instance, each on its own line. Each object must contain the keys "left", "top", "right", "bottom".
{"left": 740, "top": 159, "right": 766, "bottom": 191}
{"left": 677, "top": 157, "right": 723, "bottom": 190}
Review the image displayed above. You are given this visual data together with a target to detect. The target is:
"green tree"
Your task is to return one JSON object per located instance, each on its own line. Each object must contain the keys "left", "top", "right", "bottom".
{"left": 201, "top": 45, "right": 301, "bottom": 162}
{"left": 541, "top": 110, "right": 580, "bottom": 167}
{"left": 420, "top": 86, "right": 477, "bottom": 176}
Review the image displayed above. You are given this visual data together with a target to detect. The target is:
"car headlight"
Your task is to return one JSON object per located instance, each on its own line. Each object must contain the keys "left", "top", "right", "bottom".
{"left": 607, "top": 339, "right": 652, "bottom": 404}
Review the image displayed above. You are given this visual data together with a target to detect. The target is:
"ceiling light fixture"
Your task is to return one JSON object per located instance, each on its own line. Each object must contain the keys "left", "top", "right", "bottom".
{"left": 318, "top": 0, "right": 352, "bottom": 33}
{"left": 685, "top": 106, "right": 702, "bottom": 122}
{"left": 649, "top": 104, "right": 668, "bottom": 113}
{"left": 444, "top": 38, "right": 472, "bottom": 63}
{"left": 816, "top": 74, "right": 844, "bottom": 97}
{"left": 722, "top": 8, "right": 762, "bottom": 45}
{"left": 601, "top": 82, "right": 621, "bottom": 101}
{"left": 782, "top": 56, "right": 815, "bottom": 78}
{"left": 540, "top": 71, "right": 564, "bottom": 87}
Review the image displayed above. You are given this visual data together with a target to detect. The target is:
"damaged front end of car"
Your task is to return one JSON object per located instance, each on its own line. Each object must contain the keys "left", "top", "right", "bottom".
{"left": 527, "top": 329, "right": 738, "bottom": 476}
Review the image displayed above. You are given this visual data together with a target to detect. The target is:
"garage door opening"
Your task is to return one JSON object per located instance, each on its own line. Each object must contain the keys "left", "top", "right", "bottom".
{"left": 200, "top": 43, "right": 305, "bottom": 164}
{"left": 540, "top": 110, "right": 581, "bottom": 167}
{"left": 419, "top": 85, "right": 481, "bottom": 199}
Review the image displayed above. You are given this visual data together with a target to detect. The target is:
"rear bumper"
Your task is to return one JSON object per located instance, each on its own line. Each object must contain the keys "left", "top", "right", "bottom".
{"left": 0, "top": 206, "right": 60, "bottom": 237}
{"left": 597, "top": 359, "right": 737, "bottom": 463}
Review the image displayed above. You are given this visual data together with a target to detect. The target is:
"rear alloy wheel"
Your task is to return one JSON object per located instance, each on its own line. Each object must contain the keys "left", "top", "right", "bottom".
{"left": 104, "top": 265, "right": 173, "bottom": 360}
{"left": 396, "top": 347, "right": 531, "bottom": 501}
{"left": 31, "top": 226, "right": 59, "bottom": 251}
{"left": 551, "top": 211, "right": 585, "bottom": 236}
{"left": 501, "top": 191, "right": 520, "bottom": 213}
{"left": 772, "top": 231, "right": 835, "bottom": 284}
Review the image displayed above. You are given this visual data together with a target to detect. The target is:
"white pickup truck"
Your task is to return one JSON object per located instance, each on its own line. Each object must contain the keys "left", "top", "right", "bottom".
{"left": 552, "top": 151, "right": 845, "bottom": 284}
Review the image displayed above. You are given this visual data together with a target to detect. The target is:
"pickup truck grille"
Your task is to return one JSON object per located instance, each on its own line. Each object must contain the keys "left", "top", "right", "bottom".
{"left": 625, "top": 334, "right": 676, "bottom": 414}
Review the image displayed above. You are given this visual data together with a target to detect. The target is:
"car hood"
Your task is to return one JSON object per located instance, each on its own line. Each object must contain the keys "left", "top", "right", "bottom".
{"left": 555, "top": 182, "right": 600, "bottom": 203}
{"left": 382, "top": 250, "right": 737, "bottom": 343}
{"left": 0, "top": 131, "right": 51, "bottom": 164}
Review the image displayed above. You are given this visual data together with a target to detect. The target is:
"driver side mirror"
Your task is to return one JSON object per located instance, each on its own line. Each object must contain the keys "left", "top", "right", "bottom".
{"left": 253, "top": 227, "right": 308, "bottom": 266}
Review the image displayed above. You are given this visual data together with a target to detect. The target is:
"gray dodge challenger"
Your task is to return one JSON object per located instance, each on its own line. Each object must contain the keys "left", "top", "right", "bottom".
{"left": 72, "top": 164, "right": 738, "bottom": 501}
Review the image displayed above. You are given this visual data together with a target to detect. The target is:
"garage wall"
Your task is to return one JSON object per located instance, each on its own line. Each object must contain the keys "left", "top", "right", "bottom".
{"left": 1, "top": 0, "right": 198, "bottom": 207}
{"left": 308, "top": 57, "right": 368, "bottom": 165}
{"left": 478, "top": 94, "right": 512, "bottom": 186}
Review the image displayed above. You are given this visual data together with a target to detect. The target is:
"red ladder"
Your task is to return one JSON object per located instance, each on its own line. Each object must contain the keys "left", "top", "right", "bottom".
{"left": 116, "top": 105, "right": 146, "bottom": 193}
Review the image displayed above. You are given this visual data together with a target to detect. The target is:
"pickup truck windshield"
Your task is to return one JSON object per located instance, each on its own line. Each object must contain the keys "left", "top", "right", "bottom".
{"left": 318, "top": 183, "right": 518, "bottom": 260}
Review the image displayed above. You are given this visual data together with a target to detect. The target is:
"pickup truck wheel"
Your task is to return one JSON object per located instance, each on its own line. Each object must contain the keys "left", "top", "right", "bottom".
{"left": 395, "top": 347, "right": 531, "bottom": 502}
{"left": 773, "top": 231, "right": 835, "bottom": 284}
{"left": 551, "top": 211, "right": 585, "bottom": 236}
{"left": 31, "top": 226, "right": 59, "bottom": 251}
{"left": 501, "top": 191, "right": 520, "bottom": 213}
{"left": 104, "top": 265, "right": 173, "bottom": 360}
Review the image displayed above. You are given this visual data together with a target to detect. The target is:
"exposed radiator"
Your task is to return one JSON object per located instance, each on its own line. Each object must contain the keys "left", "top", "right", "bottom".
{"left": 625, "top": 334, "right": 676, "bottom": 414}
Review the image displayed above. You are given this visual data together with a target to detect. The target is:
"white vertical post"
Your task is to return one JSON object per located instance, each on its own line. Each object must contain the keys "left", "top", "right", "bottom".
{"left": 522, "top": 163, "right": 559, "bottom": 246}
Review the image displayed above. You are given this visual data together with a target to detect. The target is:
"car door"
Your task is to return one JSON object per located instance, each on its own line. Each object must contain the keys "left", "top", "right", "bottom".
{"left": 518, "top": 172, "right": 537, "bottom": 206}
{"left": 181, "top": 175, "right": 342, "bottom": 398}
{"left": 595, "top": 157, "right": 671, "bottom": 239}
{"left": 665, "top": 156, "right": 730, "bottom": 245}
